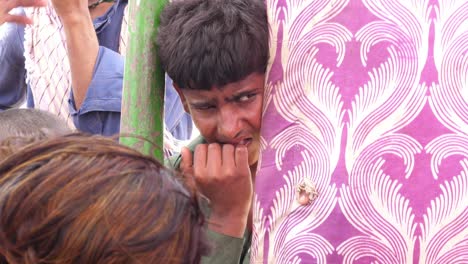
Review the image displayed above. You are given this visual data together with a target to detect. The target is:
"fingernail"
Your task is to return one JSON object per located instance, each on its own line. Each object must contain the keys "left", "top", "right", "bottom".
{"left": 236, "top": 145, "right": 247, "bottom": 151}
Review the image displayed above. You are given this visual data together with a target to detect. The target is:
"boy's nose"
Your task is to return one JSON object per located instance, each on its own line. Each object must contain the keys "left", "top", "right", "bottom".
{"left": 217, "top": 108, "right": 242, "bottom": 141}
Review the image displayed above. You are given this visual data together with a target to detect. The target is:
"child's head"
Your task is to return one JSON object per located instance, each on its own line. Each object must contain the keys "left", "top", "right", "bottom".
{"left": 0, "top": 134, "right": 208, "bottom": 263}
{"left": 0, "top": 109, "right": 71, "bottom": 161}
{"left": 157, "top": 0, "right": 269, "bottom": 166}
{"left": 0, "top": 109, "right": 71, "bottom": 141}
{"left": 157, "top": 0, "right": 269, "bottom": 91}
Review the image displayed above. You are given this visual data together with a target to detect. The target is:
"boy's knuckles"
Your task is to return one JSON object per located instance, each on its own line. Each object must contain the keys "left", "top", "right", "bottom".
{"left": 222, "top": 144, "right": 235, "bottom": 153}
{"left": 221, "top": 168, "right": 237, "bottom": 178}
{"left": 193, "top": 169, "right": 208, "bottom": 180}
{"left": 208, "top": 143, "right": 221, "bottom": 151}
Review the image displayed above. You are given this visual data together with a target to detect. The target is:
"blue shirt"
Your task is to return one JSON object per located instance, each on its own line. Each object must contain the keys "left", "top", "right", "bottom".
{"left": 0, "top": 3, "right": 192, "bottom": 139}
{"left": 0, "top": 8, "right": 27, "bottom": 109}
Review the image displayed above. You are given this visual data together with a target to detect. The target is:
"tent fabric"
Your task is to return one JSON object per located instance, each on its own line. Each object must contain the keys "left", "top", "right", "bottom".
{"left": 253, "top": 0, "right": 467, "bottom": 263}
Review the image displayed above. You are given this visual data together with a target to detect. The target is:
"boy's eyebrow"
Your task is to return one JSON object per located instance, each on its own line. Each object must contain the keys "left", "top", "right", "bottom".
{"left": 189, "top": 99, "right": 216, "bottom": 107}
{"left": 227, "top": 88, "right": 261, "bottom": 101}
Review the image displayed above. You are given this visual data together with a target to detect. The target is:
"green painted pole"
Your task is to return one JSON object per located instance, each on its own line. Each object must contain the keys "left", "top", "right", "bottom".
{"left": 120, "top": 0, "right": 167, "bottom": 161}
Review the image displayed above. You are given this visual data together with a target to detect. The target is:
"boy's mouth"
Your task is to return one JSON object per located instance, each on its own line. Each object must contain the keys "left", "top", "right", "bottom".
{"left": 238, "top": 138, "right": 253, "bottom": 147}
{"left": 218, "top": 137, "right": 254, "bottom": 147}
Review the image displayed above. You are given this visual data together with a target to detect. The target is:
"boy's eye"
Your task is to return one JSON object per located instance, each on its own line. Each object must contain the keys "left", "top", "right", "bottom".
{"left": 238, "top": 93, "right": 257, "bottom": 102}
{"left": 193, "top": 104, "right": 215, "bottom": 110}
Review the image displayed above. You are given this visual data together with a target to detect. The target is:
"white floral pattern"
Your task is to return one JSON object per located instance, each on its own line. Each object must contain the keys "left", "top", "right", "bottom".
{"left": 253, "top": 0, "right": 468, "bottom": 263}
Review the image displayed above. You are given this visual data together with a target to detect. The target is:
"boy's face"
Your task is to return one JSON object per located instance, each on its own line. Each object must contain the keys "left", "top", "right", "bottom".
{"left": 176, "top": 73, "right": 265, "bottom": 166}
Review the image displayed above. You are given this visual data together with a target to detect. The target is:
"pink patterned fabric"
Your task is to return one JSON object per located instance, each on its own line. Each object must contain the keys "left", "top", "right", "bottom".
{"left": 253, "top": 0, "right": 467, "bottom": 263}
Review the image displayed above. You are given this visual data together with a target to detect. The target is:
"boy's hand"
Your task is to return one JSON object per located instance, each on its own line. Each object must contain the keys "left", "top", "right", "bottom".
{"left": 0, "top": 0, "right": 46, "bottom": 26}
{"left": 180, "top": 143, "right": 253, "bottom": 238}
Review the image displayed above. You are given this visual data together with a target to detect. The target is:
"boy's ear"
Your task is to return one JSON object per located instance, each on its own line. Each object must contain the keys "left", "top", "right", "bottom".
{"left": 173, "top": 83, "right": 190, "bottom": 113}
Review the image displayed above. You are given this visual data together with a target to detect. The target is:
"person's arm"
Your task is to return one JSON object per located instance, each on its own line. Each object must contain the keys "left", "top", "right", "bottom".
{"left": 69, "top": 47, "right": 193, "bottom": 138}
{"left": 69, "top": 46, "right": 122, "bottom": 136}
{"left": 179, "top": 144, "right": 251, "bottom": 263}
{"left": 50, "top": 0, "right": 98, "bottom": 110}
{"left": 201, "top": 229, "right": 245, "bottom": 264}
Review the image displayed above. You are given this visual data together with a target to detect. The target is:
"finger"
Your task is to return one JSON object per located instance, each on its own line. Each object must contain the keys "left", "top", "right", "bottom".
{"left": 3, "top": 14, "right": 32, "bottom": 25}
{"left": 193, "top": 144, "right": 208, "bottom": 170}
{"left": 179, "top": 147, "right": 197, "bottom": 189}
{"left": 207, "top": 143, "right": 222, "bottom": 172}
{"left": 179, "top": 147, "right": 193, "bottom": 175}
{"left": 235, "top": 145, "right": 249, "bottom": 170}
{"left": 222, "top": 144, "right": 235, "bottom": 167}
{"left": 6, "top": 0, "right": 46, "bottom": 11}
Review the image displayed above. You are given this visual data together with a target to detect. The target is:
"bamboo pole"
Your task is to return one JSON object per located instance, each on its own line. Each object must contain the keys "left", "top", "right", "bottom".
{"left": 120, "top": 0, "right": 168, "bottom": 161}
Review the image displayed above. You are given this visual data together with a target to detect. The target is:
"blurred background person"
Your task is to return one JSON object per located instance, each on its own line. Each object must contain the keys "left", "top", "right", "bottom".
{"left": 0, "top": 0, "right": 193, "bottom": 154}
{"left": 0, "top": 0, "right": 46, "bottom": 110}
{"left": 0, "top": 108, "right": 71, "bottom": 140}
{"left": 0, "top": 108, "right": 71, "bottom": 160}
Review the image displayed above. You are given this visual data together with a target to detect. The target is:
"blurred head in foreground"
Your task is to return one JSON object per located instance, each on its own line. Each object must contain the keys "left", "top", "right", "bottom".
{"left": 0, "top": 133, "right": 208, "bottom": 263}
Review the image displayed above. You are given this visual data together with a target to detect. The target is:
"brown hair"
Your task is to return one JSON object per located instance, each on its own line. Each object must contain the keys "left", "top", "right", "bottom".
{"left": 0, "top": 133, "right": 208, "bottom": 263}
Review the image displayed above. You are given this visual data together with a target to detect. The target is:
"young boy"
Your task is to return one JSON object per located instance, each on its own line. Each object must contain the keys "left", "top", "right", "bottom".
{"left": 160, "top": 0, "right": 269, "bottom": 263}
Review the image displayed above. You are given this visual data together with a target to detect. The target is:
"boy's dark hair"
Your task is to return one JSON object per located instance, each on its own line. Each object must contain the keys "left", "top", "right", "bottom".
{"left": 157, "top": 0, "right": 269, "bottom": 90}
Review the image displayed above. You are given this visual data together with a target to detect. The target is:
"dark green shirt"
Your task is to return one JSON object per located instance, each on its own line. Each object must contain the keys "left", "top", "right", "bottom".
{"left": 165, "top": 136, "right": 250, "bottom": 264}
